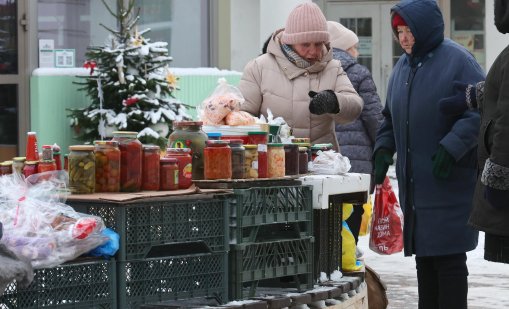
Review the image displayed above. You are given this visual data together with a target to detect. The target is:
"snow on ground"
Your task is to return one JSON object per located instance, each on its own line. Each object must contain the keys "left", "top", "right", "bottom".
{"left": 359, "top": 166, "right": 509, "bottom": 309}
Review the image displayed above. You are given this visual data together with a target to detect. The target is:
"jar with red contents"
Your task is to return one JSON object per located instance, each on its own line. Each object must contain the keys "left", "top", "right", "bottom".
{"left": 284, "top": 144, "right": 299, "bottom": 176}
{"left": 165, "top": 148, "right": 193, "bottom": 189}
{"left": 311, "top": 143, "right": 333, "bottom": 161}
{"left": 204, "top": 140, "right": 232, "bottom": 180}
{"left": 257, "top": 144, "right": 268, "bottom": 178}
{"left": 247, "top": 131, "right": 268, "bottom": 145}
{"left": 0, "top": 161, "right": 13, "bottom": 176}
{"left": 298, "top": 147, "right": 309, "bottom": 174}
{"left": 38, "top": 160, "right": 57, "bottom": 173}
{"left": 94, "top": 141, "right": 121, "bottom": 192}
{"left": 142, "top": 145, "right": 161, "bottom": 191}
{"left": 160, "top": 157, "right": 179, "bottom": 190}
{"left": 168, "top": 121, "right": 208, "bottom": 181}
{"left": 112, "top": 131, "right": 142, "bottom": 192}
{"left": 23, "top": 161, "right": 38, "bottom": 178}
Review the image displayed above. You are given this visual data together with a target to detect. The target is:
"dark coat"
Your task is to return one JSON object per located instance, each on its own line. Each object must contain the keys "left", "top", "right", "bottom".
{"left": 374, "top": 0, "right": 485, "bottom": 257}
{"left": 333, "top": 48, "right": 383, "bottom": 189}
{"left": 469, "top": 45, "right": 509, "bottom": 236}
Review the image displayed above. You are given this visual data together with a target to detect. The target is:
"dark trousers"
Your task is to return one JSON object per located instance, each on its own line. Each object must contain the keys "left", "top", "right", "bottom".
{"left": 345, "top": 204, "right": 364, "bottom": 244}
{"left": 415, "top": 253, "right": 468, "bottom": 309}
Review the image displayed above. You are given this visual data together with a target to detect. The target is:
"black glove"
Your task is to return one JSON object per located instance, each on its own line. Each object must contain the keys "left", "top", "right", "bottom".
{"left": 484, "top": 186, "right": 509, "bottom": 209}
{"left": 308, "top": 90, "right": 340, "bottom": 115}
{"left": 432, "top": 145, "right": 455, "bottom": 179}
{"left": 438, "top": 81, "right": 478, "bottom": 115}
{"left": 374, "top": 148, "right": 394, "bottom": 185}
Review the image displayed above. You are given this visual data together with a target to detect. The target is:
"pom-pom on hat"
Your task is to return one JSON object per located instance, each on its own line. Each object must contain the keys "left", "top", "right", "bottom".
{"left": 327, "top": 21, "right": 359, "bottom": 51}
{"left": 392, "top": 12, "right": 408, "bottom": 29}
{"left": 281, "top": 3, "right": 329, "bottom": 45}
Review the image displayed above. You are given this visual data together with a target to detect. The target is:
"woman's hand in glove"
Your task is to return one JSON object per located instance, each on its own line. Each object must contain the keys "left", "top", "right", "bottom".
{"left": 438, "top": 81, "right": 480, "bottom": 115}
{"left": 308, "top": 90, "right": 340, "bottom": 115}
{"left": 432, "top": 145, "right": 456, "bottom": 179}
{"left": 374, "top": 148, "right": 394, "bottom": 184}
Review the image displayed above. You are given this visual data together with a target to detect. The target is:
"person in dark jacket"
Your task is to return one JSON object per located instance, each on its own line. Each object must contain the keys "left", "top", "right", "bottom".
{"left": 373, "top": 1, "right": 485, "bottom": 308}
{"left": 327, "top": 21, "right": 383, "bottom": 248}
{"left": 439, "top": 0, "right": 509, "bottom": 265}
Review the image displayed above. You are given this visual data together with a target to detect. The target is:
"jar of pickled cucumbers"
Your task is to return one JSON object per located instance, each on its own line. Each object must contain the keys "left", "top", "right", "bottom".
{"left": 94, "top": 140, "right": 121, "bottom": 192}
{"left": 69, "top": 145, "right": 96, "bottom": 194}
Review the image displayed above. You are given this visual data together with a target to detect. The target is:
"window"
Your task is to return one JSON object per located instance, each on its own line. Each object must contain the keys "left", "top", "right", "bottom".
{"left": 37, "top": 0, "right": 210, "bottom": 68}
{"left": 451, "top": 0, "right": 485, "bottom": 68}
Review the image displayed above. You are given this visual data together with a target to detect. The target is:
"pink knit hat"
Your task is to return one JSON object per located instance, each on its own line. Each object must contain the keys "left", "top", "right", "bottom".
{"left": 327, "top": 21, "right": 359, "bottom": 51}
{"left": 281, "top": 3, "right": 329, "bottom": 45}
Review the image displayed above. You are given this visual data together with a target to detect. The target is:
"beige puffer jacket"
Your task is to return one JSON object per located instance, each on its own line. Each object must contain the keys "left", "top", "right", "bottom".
{"left": 239, "top": 30, "right": 363, "bottom": 151}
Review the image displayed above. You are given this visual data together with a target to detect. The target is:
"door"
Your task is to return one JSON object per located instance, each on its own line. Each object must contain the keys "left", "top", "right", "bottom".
{"left": 0, "top": 0, "right": 28, "bottom": 161}
{"left": 325, "top": 1, "right": 402, "bottom": 103}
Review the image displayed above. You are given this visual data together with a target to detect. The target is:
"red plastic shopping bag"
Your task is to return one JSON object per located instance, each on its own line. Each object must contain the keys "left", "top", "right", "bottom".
{"left": 369, "top": 176, "right": 404, "bottom": 255}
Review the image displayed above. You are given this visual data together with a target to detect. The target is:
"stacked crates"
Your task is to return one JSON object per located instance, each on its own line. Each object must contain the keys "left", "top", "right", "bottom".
{"left": 0, "top": 258, "right": 116, "bottom": 308}
{"left": 69, "top": 196, "right": 229, "bottom": 309}
{"left": 227, "top": 184, "right": 314, "bottom": 300}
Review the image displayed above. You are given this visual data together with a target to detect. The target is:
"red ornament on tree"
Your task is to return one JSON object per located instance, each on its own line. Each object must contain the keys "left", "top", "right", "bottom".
{"left": 123, "top": 97, "right": 139, "bottom": 107}
{"left": 83, "top": 60, "right": 97, "bottom": 75}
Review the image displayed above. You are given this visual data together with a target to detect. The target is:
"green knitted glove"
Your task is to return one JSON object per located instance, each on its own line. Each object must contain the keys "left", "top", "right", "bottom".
{"left": 432, "top": 145, "right": 456, "bottom": 179}
{"left": 374, "top": 148, "right": 394, "bottom": 184}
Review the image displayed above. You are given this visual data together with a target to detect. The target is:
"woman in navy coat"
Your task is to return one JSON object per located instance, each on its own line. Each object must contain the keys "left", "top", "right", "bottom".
{"left": 373, "top": 0, "right": 485, "bottom": 308}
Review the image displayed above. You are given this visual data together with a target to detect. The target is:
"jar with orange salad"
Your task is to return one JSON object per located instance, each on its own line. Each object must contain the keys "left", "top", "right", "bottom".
{"left": 112, "top": 131, "right": 142, "bottom": 192}
{"left": 94, "top": 140, "right": 121, "bottom": 192}
{"left": 204, "top": 140, "right": 232, "bottom": 180}
{"left": 160, "top": 157, "right": 179, "bottom": 190}
{"left": 165, "top": 148, "right": 193, "bottom": 189}
{"left": 267, "top": 143, "right": 285, "bottom": 178}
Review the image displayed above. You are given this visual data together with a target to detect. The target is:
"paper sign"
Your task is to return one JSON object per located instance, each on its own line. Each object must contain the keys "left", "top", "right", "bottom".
{"left": 38, "top": 39, "right": 54, "bottom": 68}
{"left": 54, "top": 49, "right": 75, "bottom": 67}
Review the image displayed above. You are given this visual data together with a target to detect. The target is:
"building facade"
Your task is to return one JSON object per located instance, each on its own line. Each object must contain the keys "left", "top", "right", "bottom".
{"left": 0, "top": 0, "right": 501, "bottom": 160}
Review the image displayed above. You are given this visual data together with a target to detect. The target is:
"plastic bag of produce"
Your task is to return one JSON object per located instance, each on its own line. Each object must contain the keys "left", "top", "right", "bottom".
{"left": 199, "top": 78, "right": 244, "bottom": 125}
{"left": 0, "top": 172, "right": 107, "bottom": 268}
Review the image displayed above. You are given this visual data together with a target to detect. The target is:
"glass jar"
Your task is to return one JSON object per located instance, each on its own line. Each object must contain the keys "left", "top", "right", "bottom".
{"left": 247, "top": 131, "right": 268, "bottom": 145}
{"left": 165, "top": 148, "right": 193, "bottom": 189}
{"left": 94, "top": 140, "right": 121, "bottom": 192}
{"left": 244, "top": 145, "right": 258, "bottom": 179}
{"left": 0, "top": 161, "right": 13, "bottom": 176}
{"left": 38, "top": 159, "right": 57, "bottom": 173}
{"left": 298, "top": 147, "right": 309, "bottom": 174}
{"left": 207, "top": 132, "right": 222, "bottom": 140}
{"left": 142, "top": 145, "right": 161, "bottom": 191}
{"left": 23, "top": 161, "right": 38, "bottom": 178}
{"left": 168, "top": 121, "right": 208, "bottom": 181}
{"left": 12, "top": 157, "right": 26, "bottom": 175}
{"left": 267, "top": 143, "right": 285, "bottom": 178}
{"left": 284, "top": 144, "right": 299, "bottom": 176}
{"left": 53, "top": 151, "right": 62, "bottom": 170}
{"left": 160, "top": 157, "right": 179, "bottom": 191}
{"left": 41, "top": 145, "right": 53, "bottom": 161}
{"left": 25, "top": 132, "right": 39, "bottom": 162}
{"left": 112, "top": 131, "right": 143, "bottom": 192}
{"left": 311, "top": 143, "right": 333, "bottom": 161}
{"left": 295, "top": 142, "right": 312, "bottom": 162}
{"left": 68, "top": 145, "right": 96, "bottom": 194}
{"left": 204, "top": 140, "right": 232, "bottom": 180}
{"left": 291, "top": 138, "right": 311, "bottom": 144}
{"left": 63, "top": 154, "right": 69, "bottom": 171}
{"left": 258, "top": 144, "right": 268, "bottom": 178}
{"left": 228, "top": 139, "right": 245, "bottom": 179}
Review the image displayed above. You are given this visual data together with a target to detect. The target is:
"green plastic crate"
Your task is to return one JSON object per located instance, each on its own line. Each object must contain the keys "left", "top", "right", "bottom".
{"left": 229, "top": 237, "right": 314, "bottom": 300}
{"left": 229, "top": 185, "right": 313, "bottom": 243}
{"left": 0, "top": 258, "right": 116, "bottom": 308}
{"left": 68, "top": 197, "right": 228, "bottom": 260}
{"left": 118, "top": 252, "right": 228, "bottom": 309}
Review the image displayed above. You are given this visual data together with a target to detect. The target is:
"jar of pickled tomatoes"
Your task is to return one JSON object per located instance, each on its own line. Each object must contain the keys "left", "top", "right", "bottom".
{"left": 142, "top": 145, "right": 161, "bottom": 191}
{"left": 112, "top": 131, "right": 142, "bottom": 192}
{"left": 160, "top": 157, "right": 179, "bottom": 191}
{"left": 94, "top": 140, "right": 121, "bottom": 192}
{"left": 204, "top": 140, "right": 232, "bottom": 180}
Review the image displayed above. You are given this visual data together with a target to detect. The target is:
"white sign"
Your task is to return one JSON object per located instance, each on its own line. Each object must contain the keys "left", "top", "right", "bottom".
{"left": 38, "top": 39, "right": 54, "bottom": 68}
{"left": 54, "top": 49, "right": 75, "bottom": 67}
{"left": 358, "top": 37, "right": 372, "bottom": 56}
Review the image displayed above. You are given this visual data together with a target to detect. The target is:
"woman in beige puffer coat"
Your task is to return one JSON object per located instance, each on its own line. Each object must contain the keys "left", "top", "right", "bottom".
{"left": 239, "top": 3, "right": 363, "bottom": 151}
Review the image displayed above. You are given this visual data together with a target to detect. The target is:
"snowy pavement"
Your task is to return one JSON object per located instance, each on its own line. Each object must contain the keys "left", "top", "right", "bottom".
{"left": 358, "top": 170, "right": 509, "bottom": 309}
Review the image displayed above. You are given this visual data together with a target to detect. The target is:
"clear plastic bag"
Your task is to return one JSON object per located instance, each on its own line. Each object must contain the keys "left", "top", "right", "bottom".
{"left": 199, "top": 78, "right": 244, "bottom": 125}
{"left": 308, "top": 150, "right": 351, "bottom": 175}
{"left": 0, "top": 172, "right": 107, "bottom": 268}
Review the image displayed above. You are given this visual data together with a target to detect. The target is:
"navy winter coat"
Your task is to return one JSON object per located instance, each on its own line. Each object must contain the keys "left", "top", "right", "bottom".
{"left": 333, "top": 48, "right": 383, "bottom": 189}
{"left": 374, "top": 0, "right": 485, "bottom": 257}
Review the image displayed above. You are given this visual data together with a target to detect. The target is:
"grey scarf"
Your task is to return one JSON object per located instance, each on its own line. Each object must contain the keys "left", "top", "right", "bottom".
{"left": 281, "top": 44, "right": 311, "bottom": 69}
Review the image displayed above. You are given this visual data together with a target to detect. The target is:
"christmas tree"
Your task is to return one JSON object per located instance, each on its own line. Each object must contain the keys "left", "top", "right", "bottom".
{"left": 68, "top": 0, "right": 190, "bottom": 148}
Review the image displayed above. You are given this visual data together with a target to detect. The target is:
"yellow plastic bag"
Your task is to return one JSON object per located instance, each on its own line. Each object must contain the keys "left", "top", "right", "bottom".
{"left": 359, "top": 195, "right": 373, "bottom": 236}
{"left": 342, "top": 203, "right": 363, "bottom": 271}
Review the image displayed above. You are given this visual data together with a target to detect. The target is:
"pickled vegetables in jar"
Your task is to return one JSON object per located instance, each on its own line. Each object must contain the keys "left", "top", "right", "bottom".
{"left": 69, "top": 145, "right": 96, "bottom": 194}
{"left": 244, "top": 145, "right": 258, "bottom": 179}
{"left": 94, "top": 141, "right": 121, "bottom": 192}
{"left": 112, "top": 131, "right": 142, "bottom": 192}
{"left": 204, "top": 140, "right": 232, "bottom": 180}
{"left": 142, "top": 145, "right": 160, "bottom": 191}
{"left": 267, "top": 143, "right": 285, "bottom": 178}
{"left": 165, "top": 148, "right": 193, "bottom": 189}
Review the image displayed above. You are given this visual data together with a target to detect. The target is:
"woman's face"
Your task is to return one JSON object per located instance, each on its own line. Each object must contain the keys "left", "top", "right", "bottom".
{"left": 397, "top": 25, "right": 415, "bottom": 54}
{"left": 346, "top": 44, "right": 359, "bottom": 59}
{"left": 292, "top": 42, "right": 324, "bottom": 64}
